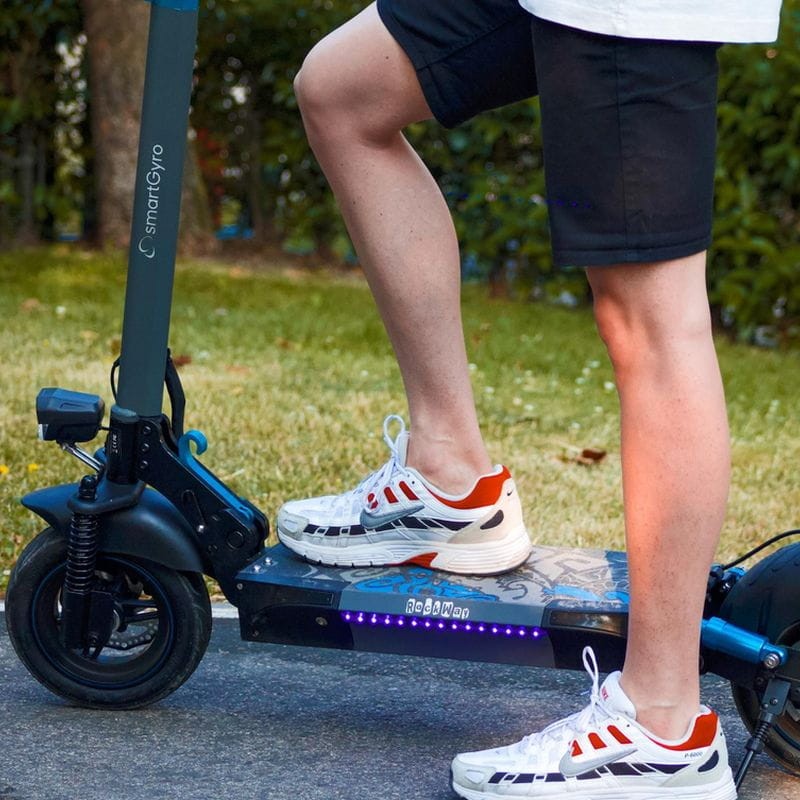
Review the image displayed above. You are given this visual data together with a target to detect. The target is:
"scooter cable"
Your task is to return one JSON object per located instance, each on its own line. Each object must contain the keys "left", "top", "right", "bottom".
{"left": 110, "top": 357, "right": 120, "bottom": 401}
{"left": 721, "top": 528, "right": 800, "bottom": 570}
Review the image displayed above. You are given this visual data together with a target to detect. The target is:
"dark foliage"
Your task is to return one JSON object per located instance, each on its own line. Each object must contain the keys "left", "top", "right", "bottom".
{"left": 3, "top": 0, "right": 798, "bottom": 342}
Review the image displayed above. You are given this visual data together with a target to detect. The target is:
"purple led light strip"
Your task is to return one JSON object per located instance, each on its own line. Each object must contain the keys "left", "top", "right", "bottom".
{"left": 340, "top": 610, "right": 545, "bottom": 639}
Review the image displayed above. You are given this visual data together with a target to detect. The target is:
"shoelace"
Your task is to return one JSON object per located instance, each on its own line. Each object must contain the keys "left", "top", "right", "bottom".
{"left": 329, "top": 415, "right": 407, "bottom": 517}
{"left": 516, "top": 647, "right": 612, "bottom": 768}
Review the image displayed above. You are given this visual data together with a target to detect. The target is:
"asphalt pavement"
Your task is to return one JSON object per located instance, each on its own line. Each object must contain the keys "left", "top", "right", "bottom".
{"left": 1, "top": 606, "right": 798, "bottom": 800}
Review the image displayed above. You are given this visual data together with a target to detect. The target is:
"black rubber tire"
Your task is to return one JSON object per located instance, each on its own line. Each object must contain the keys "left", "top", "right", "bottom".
{"left": 720, "top": 542, "right": 800, "bottom": 776}
{"left": 731, "top": 624, "right": 800, "bottom": 777}
{"left": 5, "top": 527, "right": 212, "bottom": 709}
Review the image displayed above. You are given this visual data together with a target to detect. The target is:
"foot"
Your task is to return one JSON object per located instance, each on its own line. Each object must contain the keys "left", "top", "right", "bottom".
{"left": 276, "top": 415, "right": 532, "bottom": 575}
{"left": 451, "top": 647, "right": 737, "bottom": 799}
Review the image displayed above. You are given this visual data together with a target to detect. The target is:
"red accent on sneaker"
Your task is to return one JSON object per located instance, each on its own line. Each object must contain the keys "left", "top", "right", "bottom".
{"left": 647, "top": 711, "right": 718, "bottom": 751}
{"left": 428, "top": 466, "right": 512, "bottom": 510}
{"left": 399, "top": 481, "right": 418, "bottom": 501}
{"left": 607, "top": 725, "right": 633, "bottom": 745}
{"left": 588, "top": 733, "right": 607, "bottom": 750}
{"left": 402, "top": 552, "right": 437, "bottom": 568}
{"left": 571, "top": 741, "right": 583, "bottom": 757}
{"left": 384, "top": 486, "right": 399, "bottom": 504}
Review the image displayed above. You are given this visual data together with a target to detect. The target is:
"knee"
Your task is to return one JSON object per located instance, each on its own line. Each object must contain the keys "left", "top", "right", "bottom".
{"left": 294, "top": 42, "right": 396, "bottom": 146}
{"left": 592, "top": 291, "right": 713, "bottom": 376}
{"left": 293, "top": 48, "right": 333, "bottom": 130}
{"left": 591, "top": 297, "right": 638, "bottom": 373}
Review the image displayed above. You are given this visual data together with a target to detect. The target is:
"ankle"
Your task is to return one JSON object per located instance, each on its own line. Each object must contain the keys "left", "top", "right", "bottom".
{"left": 620, "top": 675, "right": 700, "bottom": 740}
{"left": 406, "top": 433, "right": 493, "bottom": 495}
{"left": 634, "top": 705, "right": 700, "bottom": 741}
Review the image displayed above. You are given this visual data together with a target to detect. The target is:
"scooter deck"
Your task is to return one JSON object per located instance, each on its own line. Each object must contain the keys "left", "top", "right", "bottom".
{"left": 235, "top": 544, "right": 630, "bottom": 671}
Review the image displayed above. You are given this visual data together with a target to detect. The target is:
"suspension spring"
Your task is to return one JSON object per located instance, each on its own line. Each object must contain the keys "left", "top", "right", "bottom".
{"left": 64, "top": 475, "right": 99, "bottom": 595}
{"left": 748, "top": 718, "right": 772, "bottom": 752}
{"left": 734, "top": 678, "right": 791, "bottom": 790}
{"left": 61, "top": 474, "right": 100, "bottom": 648}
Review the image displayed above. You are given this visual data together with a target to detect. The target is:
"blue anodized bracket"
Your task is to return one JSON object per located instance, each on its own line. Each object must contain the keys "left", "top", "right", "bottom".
{"left": 178, "top": 430, "right": 254, "bottom": 524}
{"left": 702, "top": 617, "right": 788, "bottom": 667}
{"left": 143, "top": 0, "right": 199, "bottom": 10}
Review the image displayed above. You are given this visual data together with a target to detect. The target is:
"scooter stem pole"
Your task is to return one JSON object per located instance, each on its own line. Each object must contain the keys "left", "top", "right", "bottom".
{"left": 116, "top": 0, "right": 198, "bottom": 418}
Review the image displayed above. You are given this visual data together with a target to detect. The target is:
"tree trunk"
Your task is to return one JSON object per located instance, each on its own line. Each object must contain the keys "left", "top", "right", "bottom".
{"left": 179, "top": 135, "right": 217, "bottom": 255}
{"left": 82, "top": 0, "right": 214, "bottom": 252}
{"left": 37, "top": 127, "right": 56, "bottom": 242}
{"left": 0, "top": 154, "right": 12, "bottom": 243}
{"left": 81, "top": 105, "right": 99, "bottom": 245}
{"left": 82, "top": 0, "right": 148, "bottom": 249}
{"left": 16, "top": 125, "right": 38, "bottom": 245}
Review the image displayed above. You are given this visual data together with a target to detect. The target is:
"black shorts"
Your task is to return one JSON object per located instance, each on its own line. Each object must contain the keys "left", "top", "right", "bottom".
{"left": 376, "top": 0, "right": 721, "bottom": 267}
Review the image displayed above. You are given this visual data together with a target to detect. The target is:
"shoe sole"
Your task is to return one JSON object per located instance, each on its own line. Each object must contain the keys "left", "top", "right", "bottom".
{"left": 277, "top": 524, "right": 532, "bottom": 576}
{"left": 452, "top": 770, "right": 738, "bottom": 799}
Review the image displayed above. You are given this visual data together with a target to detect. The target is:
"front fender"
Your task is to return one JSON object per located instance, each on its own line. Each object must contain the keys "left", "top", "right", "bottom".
{"left": 22, "top": 483, "right": 205, "bottom": 574}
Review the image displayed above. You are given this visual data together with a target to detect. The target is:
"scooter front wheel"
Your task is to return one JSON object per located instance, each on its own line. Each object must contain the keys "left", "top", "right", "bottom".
{"left": 5, "top": 527, "right": 211, "bottom": 709}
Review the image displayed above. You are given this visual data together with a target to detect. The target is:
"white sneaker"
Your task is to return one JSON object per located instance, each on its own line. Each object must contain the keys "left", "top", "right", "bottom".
{"left": 276, "top": 415, "right": 532, "bottom": 575}
{"left": 451, "top": 647, "right": 737, "bottom": 800}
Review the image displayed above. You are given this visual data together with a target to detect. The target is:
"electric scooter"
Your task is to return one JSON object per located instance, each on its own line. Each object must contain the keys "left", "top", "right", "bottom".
{"left": 5, "top": 0, "right": 800, "bottom": 793}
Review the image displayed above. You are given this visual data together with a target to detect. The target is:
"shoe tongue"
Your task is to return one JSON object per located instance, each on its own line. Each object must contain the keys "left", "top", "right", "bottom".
{"left": 395, "top": 429, "right": 410, "bottom": 467}
{"left": 599, "top": 672, "right": 637, "bottom": 720}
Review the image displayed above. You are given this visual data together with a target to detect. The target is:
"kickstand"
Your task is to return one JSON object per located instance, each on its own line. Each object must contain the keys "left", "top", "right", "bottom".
{"left": 734, "top": 677, "right": 791, "bottom": 790}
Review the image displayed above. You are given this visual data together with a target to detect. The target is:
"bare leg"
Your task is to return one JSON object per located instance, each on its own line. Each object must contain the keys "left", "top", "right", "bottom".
{"left": 586, "top": 251, "right": 731, "bottom": 739}
{"left": 294, "top": 3, "right": 491, "bottom": 492}
{"left": 295, "top": 7, "right": 729, "bottom": 736}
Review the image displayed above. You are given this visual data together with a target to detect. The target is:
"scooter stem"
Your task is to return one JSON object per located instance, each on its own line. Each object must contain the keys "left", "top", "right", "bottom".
{"left": 116, "top": 0, "right": 198, "bottom": 418}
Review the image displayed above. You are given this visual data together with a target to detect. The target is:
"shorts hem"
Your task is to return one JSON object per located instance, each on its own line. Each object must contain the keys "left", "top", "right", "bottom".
{"left": 376, "top": 0, "right": 461, "bottom": 128}
{"left": 376, "top": 0, "right": 424, "bottom": 66}
{"left": 417, "top": 68, "right": 464, "bottom": 128}
{"left": 553, "top": 235, "right": 712, "bottom": 268}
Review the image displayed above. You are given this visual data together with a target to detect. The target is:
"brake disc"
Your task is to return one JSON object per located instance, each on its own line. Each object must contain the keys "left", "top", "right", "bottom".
{"left": 106, "top": 618, "right": 159, "bottom": 650}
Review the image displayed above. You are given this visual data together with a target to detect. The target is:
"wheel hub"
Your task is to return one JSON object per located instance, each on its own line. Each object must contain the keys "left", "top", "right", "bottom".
{"left": 106, "top": 619, "right": 159, "bottom": 650}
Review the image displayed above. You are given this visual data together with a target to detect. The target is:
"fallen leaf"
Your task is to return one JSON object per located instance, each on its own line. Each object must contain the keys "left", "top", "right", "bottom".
{"left": 172, "top": 354, "right": 193, "bottom": 368}
{"left": 20, "top": 298, "right": 42, "bottom": 312}
{"left": 556, "top": 444, "right": 607, "bottom": 466}
{"left": 574, "top": 447, "right": 607, "bottom": 466}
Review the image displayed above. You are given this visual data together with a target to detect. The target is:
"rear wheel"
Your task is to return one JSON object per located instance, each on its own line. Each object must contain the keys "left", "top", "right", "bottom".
{"left": 5, "top": 527, "right": 211, "bottom": 709}
{"left": 720, "top": 542, "right": 800, "bottom": 775}
{"left": 731, "top": 623, "right": 800, "bottom": 776}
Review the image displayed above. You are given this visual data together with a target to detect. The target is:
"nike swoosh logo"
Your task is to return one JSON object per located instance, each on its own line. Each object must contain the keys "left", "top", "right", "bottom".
{"left": 558, "top": 746, "right": 638, "bottom": 777}
{"left": 360, "top": 503, "right": 425, "bottom": 529}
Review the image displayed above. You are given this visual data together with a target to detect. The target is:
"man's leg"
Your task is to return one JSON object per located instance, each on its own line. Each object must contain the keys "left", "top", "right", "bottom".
{"left": 293, "top": 2, "right": 492, "bottom": 493}
{"left": 586, "top": 251, "right": 731, "bottom": 740}
{"left": 451, "top": 246, "right": 736, "bottom": 794}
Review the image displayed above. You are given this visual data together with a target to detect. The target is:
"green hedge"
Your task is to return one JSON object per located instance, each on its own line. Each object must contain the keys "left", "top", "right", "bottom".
{"left": 196, "top": 1, "right": 799, "bottom": 344}
{"left": 711, "top": 17, "right": 800, "bottom": 344}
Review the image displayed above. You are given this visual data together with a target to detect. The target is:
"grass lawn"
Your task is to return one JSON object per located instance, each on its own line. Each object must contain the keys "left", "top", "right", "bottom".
{"left": 1, "top": 246, "right": 799, "bottom": 596}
